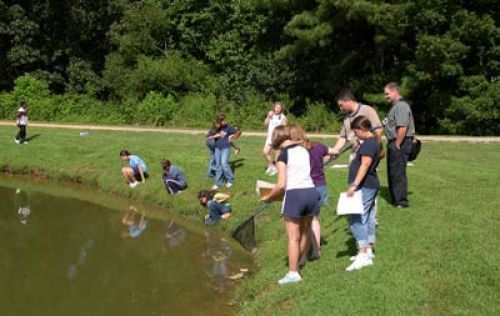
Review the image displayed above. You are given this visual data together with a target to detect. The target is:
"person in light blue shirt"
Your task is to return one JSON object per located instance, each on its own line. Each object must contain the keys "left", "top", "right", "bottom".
{"left": 120, "top": 149, "right": 149, "bottom": 188}
{"left": 161, "top": 159, "right": 187, "bottom": 195}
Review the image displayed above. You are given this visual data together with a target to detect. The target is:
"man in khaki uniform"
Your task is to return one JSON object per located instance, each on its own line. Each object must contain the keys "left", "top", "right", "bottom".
{"left": 331, "top": 89, "right": 383, "bottom": 160}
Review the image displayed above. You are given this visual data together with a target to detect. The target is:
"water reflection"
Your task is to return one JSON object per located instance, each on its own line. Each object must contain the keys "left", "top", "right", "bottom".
{"left": 164, "top": 219, "right": 186, "bottom": 248}
{"left": 0, "top": 183, "right": 253, "bottom": 315}
{"left": 121, "top": 206, "right": 148, "bottom": 238}
{"left": 202, "top": 229, "right": 233, "bottom": 293}
{"left": 67, "top": 239, "right": 94, "bottom": 280}
{"left": 15, "top": 188, "right": 30, "bottom": 225}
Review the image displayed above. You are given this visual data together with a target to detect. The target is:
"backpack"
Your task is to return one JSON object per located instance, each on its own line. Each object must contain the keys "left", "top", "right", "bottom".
{"left": 409, "top": 138, "right": 421, "bottom": 161}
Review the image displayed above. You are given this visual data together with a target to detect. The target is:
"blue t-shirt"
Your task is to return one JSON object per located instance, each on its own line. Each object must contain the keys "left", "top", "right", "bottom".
{"left": 348, "top": 137, "right": 380, "bottom": 189}
{"left": 163, "top": 165, "right": 187, "bottom": 186}
{"left": 214, "top": 125, "right": 236, "bottom": 149}
{"left": 129, "top": 155, "right": 147, "bottom": 173}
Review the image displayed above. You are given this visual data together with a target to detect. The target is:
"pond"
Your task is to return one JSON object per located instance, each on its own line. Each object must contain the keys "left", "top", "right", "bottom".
{"left": 0, "top": 179, "right": 253, "bottom": 315}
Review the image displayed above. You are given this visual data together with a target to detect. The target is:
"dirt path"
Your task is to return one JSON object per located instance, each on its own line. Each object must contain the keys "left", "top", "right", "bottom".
{"left": 1, "top": 121, "right": 499, "bottom": 142}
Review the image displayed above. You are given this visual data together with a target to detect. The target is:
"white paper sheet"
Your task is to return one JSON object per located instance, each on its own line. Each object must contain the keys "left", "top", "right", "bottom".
{"left": 336, "top": 191, "right": 364, "bottom": 215}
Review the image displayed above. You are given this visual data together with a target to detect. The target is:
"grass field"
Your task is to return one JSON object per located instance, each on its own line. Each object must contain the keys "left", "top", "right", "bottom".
{"left": 1, "top": 125, "right": 499, "bottom": 315}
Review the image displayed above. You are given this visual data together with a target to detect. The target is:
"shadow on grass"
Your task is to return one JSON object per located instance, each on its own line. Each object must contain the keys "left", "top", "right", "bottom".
{"left": 379, "top": 186, "right": 392, "bottom": 204}
{"left": 336, "top": 236, "right": 357, "bottom": 259}
{"left": 25, "top": 134, "right": 41, "bottom": 142}
{"left": 379, "top": 186, "right": 413, "bottom": 206}
{"left": 230, "top": 158, "right": 245, "bottom": 174}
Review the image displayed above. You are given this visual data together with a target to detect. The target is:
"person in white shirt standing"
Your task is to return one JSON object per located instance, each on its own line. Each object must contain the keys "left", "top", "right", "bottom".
{"left": 15, "top": 102, "right": 29, "bottom": 144}
{"left": 263, "top": 101, "right": 287, "bottom": 176}
{"left": 261, "top": 124, "right": 319, "bottom": 285}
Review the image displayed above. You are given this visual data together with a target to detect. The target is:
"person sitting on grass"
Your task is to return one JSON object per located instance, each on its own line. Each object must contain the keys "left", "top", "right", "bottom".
{"left": 198, "top": 190, "right": 232, "bottom": 225}
{"left": 122, "top": 206, "right": 148, "bottom": 238}
{"left": 161, "top": 159, "right": 187, "bottom": 195}
{"left": 120, "top": 149, "right": 149, "bottom": 188}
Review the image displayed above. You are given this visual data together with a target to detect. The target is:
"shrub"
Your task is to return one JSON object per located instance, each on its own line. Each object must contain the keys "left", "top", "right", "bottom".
{"left": 137, "top": 91, "right": 177, "bottom": 126}
{"left": 173, "top": 94, "right": 217, "bottom": 128}
{"left": 10, "top": 74, "right": 50, "bottom": 104}
{"left": 298, "top": 101, "right": 340, "bottom": 133}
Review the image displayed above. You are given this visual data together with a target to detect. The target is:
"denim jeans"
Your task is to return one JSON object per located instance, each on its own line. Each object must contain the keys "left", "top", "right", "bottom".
{"left": 349, "top": 187, "right": 378, "bottom": 248}
{"left": 206, "top": 148, "right": 216, "bottom": 178}
{"left": 215, "top": 147, "right": 233, "bottom": 186}
{"left": 206, "top": 200, "right": 231, "bottom": 223}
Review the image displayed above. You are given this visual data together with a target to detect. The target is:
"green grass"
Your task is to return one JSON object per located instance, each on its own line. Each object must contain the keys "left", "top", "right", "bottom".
{"left": 1, "top": 125, "right": 499, "bottom": 315}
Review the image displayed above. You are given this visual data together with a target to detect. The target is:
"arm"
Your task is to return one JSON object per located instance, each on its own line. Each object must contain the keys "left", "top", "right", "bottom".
{"left": 137, "top": 165, "right": 146, "bottom": 183}
{"left": 395, "top": 126, "right": 408, "bottom": 149}
{"left": 330, "top": 137, "right": 347, "bottom": 156}
{"left": 261, "top": 161, "right": 286, "bottom": 202}
{"left": 215, "top": 192, "right": 231, "bottom": 203}
{"left": 206, "top": 133, "right": 221, "bottom": 141}
{"left": 264, "top": 111, "right": 273, "bottom": 127}
{"left": 347, "top": 155, "right": 373, "bottom": 197}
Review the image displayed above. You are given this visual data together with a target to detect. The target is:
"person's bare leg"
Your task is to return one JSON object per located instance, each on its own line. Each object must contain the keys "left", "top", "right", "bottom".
{"left": 284, "top": 217, "right": 301, "bottom": 272}
{"left": 262, "top": 145, "right": 273, "bottom": 168}
{"left": 298, "top": 216, "right": 312, "bottom": 266}
{"left": 310, "top": 216, "right": 321, "bottom": 258}
{"left": 121, "top": 167, "right": 135, "bottom": 184}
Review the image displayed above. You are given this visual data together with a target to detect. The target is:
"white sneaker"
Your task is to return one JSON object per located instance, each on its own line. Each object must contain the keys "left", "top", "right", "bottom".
{"left": 350, "top": 251, "right": 375, "bottom": 261}
{"left": 211, "top": 185, "right": 219, "bottom": 190}
{"left": 129, "top": 181, "right": 139, "bottom": 188}
{"left": 225, "top": 183, "right": 233, "bottom": 188}
{"left": 14, "top": 138, "right": 20, "bottom": 144}
{"left": 278, "top": 271, "right": 302, "bottom": 285}
{"left": 23, "top": 141, "right": 28, "bottom": 144}
{"left": 346, "top": 254, "right": 373, "bottom": 271}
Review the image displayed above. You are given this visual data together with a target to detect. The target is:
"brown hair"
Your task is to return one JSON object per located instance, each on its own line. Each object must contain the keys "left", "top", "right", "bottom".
{"left": 270, "top": 125, "right": 290, "bottom": 150}
{"left": 197, "top": 190, "right": 216, "bottom": 206}
{"left": 119, "top": 149, "right": 131, "bottom": 157}
{"left": 385, "top": 82, "right": 400, "bottom": 92}
{"left": 350, "top": 116, "right": 385, "bottom": 159}
{"left": 271, "top": 101, "right": 284, "bottom": 112}
{"left": 336, "top": 88, "right": 356, "bottom": 102}
{"left": 161, "top": 159, "right": 171, "bottom": 172}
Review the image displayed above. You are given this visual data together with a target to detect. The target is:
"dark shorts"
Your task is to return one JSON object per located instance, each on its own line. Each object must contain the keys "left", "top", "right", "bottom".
{"left": 282, "top": 188, "right": 320, "bottom": 218}
{"left": 134, "top": 172, "right": 149, "bottom": 181}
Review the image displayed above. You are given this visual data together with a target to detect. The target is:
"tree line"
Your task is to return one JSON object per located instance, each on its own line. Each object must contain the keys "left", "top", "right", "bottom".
{"left": 0, "top": 0, "right": 498, "bottom": 135}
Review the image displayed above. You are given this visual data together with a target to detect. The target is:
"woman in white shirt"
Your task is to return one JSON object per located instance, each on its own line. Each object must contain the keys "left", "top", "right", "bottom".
{"left": 263, "top": 101, "right": 287, "bottom": 176}
{"left": 261, "top": 124, "right": 319, "bottom": 285}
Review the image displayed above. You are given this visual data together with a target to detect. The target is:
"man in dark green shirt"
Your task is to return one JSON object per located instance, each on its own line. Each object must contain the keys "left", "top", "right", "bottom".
{"left": 383, "top": 82, "right": 415, "bottom": 208}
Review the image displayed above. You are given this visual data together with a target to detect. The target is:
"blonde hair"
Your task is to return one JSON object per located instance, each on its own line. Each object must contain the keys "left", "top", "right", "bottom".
{"left": 288, "top": 123, "right": 312, "bottom": 149}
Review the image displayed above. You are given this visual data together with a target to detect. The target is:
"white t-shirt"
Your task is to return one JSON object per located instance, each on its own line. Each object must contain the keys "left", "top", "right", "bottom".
{"left": 17, "top": 106, "right": 28, "bottom": 125}
{"left": 265, "top": 113, "right": 286, "bottom": 145}
{"left": 277, "top": 144, "right": 315, "bottom": 190}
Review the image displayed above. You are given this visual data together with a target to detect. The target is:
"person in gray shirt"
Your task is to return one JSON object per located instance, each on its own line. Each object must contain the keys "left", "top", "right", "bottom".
{"left": 383, "top": 82, "right": 415, "bottom": 208}
{"left": 331, "top": 89, "right": 383, "bottom": 162}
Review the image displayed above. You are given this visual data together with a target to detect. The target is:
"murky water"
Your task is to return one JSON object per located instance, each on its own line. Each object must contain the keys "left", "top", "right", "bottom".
{"left": 0, "top": 182, "right": 252, "bottom": 316}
